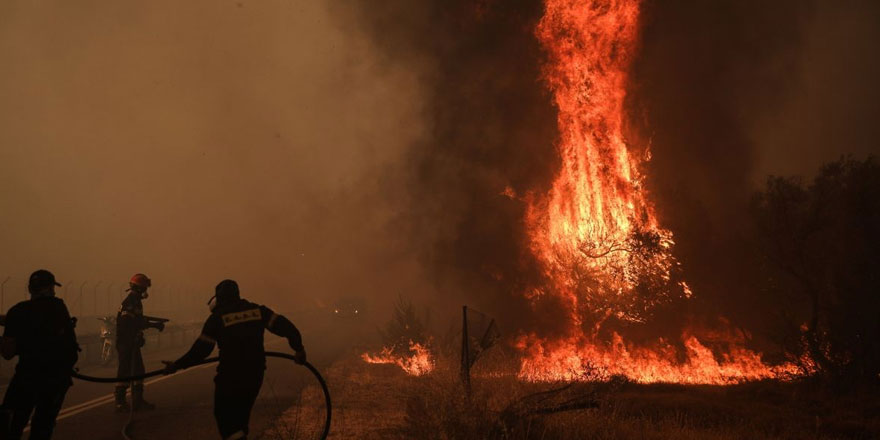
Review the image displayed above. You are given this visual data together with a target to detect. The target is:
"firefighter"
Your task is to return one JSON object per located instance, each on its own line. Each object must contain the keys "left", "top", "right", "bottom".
{"left": 114, "top": 273, "right": 164, "bottom": 412}
{"left": 0, "top": 270, "right": 79, "bottom": 440}
{"left": 162, "top": 280, "right": 306, "bottom": 440}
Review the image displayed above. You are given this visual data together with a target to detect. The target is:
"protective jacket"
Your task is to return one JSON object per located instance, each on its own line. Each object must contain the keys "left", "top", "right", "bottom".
{"left": 2, "top": 297, "right": 78, "bottom": 381}
{"left": 116, "top": 292, "right": 151, "bottom": 347}
{"left": 174, "top": 299, "right": 303, "bottom": 375}
{"left": 1, "top": 296, "right": 78, "bottom": 439}
{"left": 173, "top": 298, "right": 302, "bottom": 440}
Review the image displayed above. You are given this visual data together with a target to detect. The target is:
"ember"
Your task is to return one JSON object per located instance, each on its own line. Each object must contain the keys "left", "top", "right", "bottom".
{"left": 362, "top": 340, "right": 435, "bottom": 376}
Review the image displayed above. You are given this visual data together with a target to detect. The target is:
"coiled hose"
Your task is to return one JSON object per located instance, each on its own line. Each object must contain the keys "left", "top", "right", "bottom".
{"left": 71, "top": 352, "right": 331, "bottom": 440}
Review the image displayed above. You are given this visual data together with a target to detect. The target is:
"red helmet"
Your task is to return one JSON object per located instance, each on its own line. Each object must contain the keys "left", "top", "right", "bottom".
{"left": 130, "top": 273, "right": 152, "bottom": 289}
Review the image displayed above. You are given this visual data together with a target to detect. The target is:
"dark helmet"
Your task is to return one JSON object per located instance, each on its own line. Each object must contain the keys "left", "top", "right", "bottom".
{"left": 28, "top": 269, "right": 61, "bottom": 293}
{"left": 215, "top": 279, "right": 240, "bottom": 304}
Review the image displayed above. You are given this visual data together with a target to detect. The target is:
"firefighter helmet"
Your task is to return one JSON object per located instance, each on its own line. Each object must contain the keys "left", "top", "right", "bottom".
{"left": 130, "top": 273, "right": 152, "bottom": 289}
{"left": 215, "top": 279, "right": 240, "bottom": 303}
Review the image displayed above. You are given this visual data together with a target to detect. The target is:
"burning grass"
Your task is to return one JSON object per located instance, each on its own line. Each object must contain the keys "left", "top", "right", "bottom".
{"left": 268, "top": 350, "right": 877, "bottom": 439}
{"left": 516, "top": 332, "right": 806, "bottom": 385}
{"left": 361, "top": 340, "right": 435, "bottom": 376}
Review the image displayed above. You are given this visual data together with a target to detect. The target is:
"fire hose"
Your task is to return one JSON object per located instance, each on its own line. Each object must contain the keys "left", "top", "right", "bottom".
{"left": 70, "top": 353, "right": 331, "bottom": 440}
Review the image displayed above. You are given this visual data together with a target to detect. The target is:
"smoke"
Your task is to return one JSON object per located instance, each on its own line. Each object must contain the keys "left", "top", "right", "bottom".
{"left": 328, "top": 0, "right": 561, "bottom": 331}
{"left": 628, "top": 0, "right": 880, "bottom": 335}
{"left": 625, "top": 0, "right": 808, "bottom": 330}
{"left": 751, "top": 0, "right": 880, "bottom": 179}
{"left": 0, "top": 0, "right": 425, "bottom": 315}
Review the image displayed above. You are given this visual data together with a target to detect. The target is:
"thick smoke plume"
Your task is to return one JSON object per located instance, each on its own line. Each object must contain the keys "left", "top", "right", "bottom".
{"left": 630, "top": 0, "right": 880, "bottom": 338}
{"left": 331, "top": 0, "right": 563, "bottom": 332}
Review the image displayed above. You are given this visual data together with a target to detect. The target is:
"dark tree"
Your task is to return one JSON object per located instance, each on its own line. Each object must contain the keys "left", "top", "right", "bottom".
{"left": 750, "top": 157, "right": 880, "bottom": 381}
{"left": 380, "top": 295, "right": 429, "bottom": 356}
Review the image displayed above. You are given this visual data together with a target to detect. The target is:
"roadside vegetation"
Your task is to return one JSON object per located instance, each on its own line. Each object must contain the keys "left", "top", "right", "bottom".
{"left": 271, "top": 351, "right": 878, "bottom": 440}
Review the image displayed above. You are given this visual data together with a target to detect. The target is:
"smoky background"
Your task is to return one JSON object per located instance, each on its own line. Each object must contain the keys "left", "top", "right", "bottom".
{"left": 1, "top": 0, "right": 878, "bottom": 344}
{"left": 0, "top": 0, "right": 429, "bottom": 321}
{"left": 630, "top": 0, "right": 880, "bottom": 344}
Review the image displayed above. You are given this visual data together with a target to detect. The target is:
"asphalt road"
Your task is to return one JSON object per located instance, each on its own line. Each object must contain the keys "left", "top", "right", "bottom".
{"left": 12, "top": 311, "right": 369, "bottom": 440}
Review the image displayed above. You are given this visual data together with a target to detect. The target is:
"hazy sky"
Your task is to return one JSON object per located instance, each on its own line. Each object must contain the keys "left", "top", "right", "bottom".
{"left": 0, "top": 0, "right": 426, "bottom": 312}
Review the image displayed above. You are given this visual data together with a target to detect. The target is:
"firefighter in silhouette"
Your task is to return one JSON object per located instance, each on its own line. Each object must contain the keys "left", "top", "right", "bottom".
{"left": 0, "top": 270, "right": 79, "bottom": 440}
{"left": 114, "top": 273, "right": 164, "bottom": 412}
{"left": 162, "top": 280, "right": 306, "bottom": 440}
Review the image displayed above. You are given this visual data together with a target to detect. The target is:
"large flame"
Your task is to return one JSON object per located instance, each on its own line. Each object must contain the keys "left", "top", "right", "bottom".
{"left": 527, "top": 0, "right": 677, "bottom": 325}
{"left": 522, "top": 0, "right": 797, "bottom": 384}
{"left": 362, "top": 341, "right": 435, "bottom": 376}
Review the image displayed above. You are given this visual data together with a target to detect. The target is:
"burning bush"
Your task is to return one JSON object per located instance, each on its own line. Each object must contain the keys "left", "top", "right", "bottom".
{"left": 378, "top": 295, "right": 430, "bottom": 350}
{"left": 362, "top": 295, "right": 435, "bottom": 376}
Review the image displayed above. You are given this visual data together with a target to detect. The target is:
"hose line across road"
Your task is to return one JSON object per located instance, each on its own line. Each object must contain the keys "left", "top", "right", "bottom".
{"left": 70, "top": 353, "right": 332, "bottom": 440}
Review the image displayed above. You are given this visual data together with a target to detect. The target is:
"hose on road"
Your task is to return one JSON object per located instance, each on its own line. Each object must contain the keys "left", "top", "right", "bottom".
{"left": 71, "top": 352, "right": 332, "bottom": 440}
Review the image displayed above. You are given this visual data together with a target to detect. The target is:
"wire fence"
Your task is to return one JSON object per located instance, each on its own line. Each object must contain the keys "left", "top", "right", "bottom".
{"left": 0, "top": 275, "right": 207, "bottom": 327}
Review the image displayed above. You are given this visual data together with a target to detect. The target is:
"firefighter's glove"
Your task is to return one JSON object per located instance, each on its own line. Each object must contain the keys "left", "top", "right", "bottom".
{"left": 293, "top": 348, "right": 307, "bottom": 365}
{"left": 288, "top": 338, "right": 305, "bottom": 359}
{"left": 161, "top": 360, "right": 178, "bottom": 375}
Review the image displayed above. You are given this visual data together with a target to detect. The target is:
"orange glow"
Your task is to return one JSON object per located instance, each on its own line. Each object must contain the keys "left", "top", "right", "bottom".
{"left": 522, "top": 0, "right": 801, "bottom": 383}
{"left": 362, "top": 341, "right": 435, "bottom": 376}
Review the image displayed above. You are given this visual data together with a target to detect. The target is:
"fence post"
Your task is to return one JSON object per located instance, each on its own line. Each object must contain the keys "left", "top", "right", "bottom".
{"left": 1, "top": 276, "right": 10, "bottom": 314}
{"left": 107, "top": 283, "right": 114, "bottom": 314}
{"left": 62, "top": 281, "right": 72, "bottom": 300}
{"left": 78, "top": 281, "right": 88, "bottom": 318}
{"left": 105, "top": 283, "right": 115, "bottom": 316}
{"left": 92, "top": 281, "right": 102, "bottom": 317}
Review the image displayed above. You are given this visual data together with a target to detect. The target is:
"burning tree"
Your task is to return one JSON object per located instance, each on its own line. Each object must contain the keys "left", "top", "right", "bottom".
{"left": 517, "top": 0, "right": 801, "bottom": 384}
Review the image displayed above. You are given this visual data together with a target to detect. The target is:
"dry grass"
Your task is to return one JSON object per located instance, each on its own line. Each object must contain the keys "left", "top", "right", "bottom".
{"left": 265, "top": 352, "right": 879, "bottom": 440}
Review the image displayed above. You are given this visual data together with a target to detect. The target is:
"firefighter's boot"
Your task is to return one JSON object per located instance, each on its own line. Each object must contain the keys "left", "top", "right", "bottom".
{"left": 132, "top": 384, "right": 155, "bottom": 411}
{"left": 114, "top": 386, "right": 130, "bottom": 412}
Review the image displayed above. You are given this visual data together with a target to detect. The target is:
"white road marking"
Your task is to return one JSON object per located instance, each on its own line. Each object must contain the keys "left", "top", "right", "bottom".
{"left": 63, "top": 363, "right": 215, "bottom": 420}
{"left": 21, "top": 363, "right": 214, "bottom": 433}
{"left": 18, "top": 337, "right": 289, "bottom": 432}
